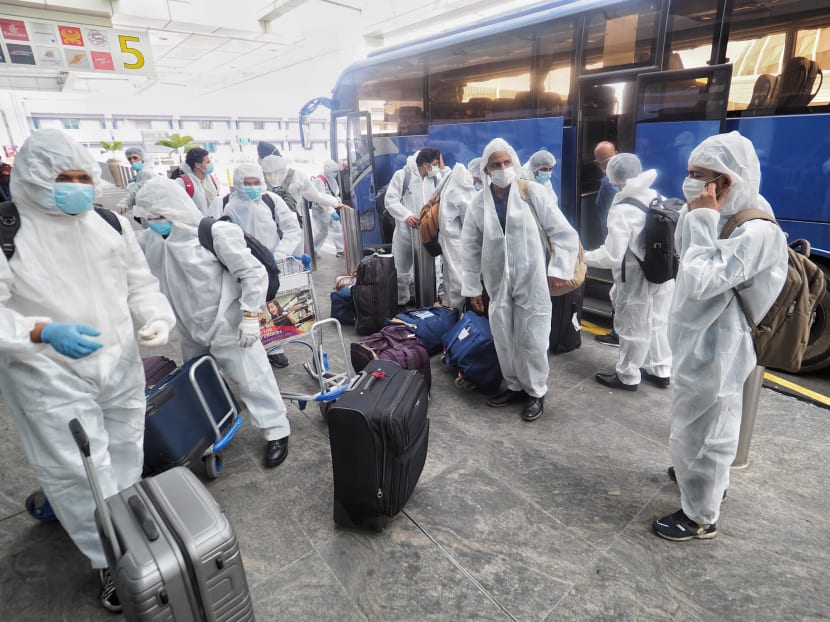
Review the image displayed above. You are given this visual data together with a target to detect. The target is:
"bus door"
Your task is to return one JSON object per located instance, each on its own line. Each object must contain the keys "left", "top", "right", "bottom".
{"left": 633, "top": 64, "right": 733, "bottom": 200}
{"left": 576, "top": 76, "right": 639, "bottom": 253}
{"left": 332, "top": 111, "right": 383, "bottom": 248}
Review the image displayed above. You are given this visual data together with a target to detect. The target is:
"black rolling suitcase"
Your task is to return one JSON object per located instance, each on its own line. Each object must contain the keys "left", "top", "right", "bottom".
{"left": 353, "top": 254, "right": 397, "bottom": 335}
{"left": 327, "top": 360, "right": 429, "bottom": 530}
{"left": 71, "top": 419, "right": 255, "bottom": 621}
{"left": 550, "top": 284, "right": 584, "bottom": 354}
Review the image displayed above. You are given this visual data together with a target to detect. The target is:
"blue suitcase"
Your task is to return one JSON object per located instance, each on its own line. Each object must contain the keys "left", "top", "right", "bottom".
{"left": 442, "top": 311, "right": 503, "bottom": 394}
{"left": 386, "top": 305, "right": 459, "bottom": 355}
{"left": 143, "top": 356, "right": 242, "bottom": 480}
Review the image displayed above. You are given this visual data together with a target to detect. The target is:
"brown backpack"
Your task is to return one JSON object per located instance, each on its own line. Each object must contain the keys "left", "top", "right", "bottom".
{"left": 720, "top": 209, "right": 826, "bottom": 372}
{"left": 518, "top": 179, "right": 586, "bottom": 297}
{"left": 418, "top": 172, "right": 452, "bottom": 258}
{"left": 418, "top": 193, "right": 442, "bottom": 257}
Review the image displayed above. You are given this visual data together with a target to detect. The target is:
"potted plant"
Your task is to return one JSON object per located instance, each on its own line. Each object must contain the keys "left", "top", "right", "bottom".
{"left": 155, "top": 133, "right": 198, "bottom": 172}
{"left": 100, "top": 140, "right": 125, "bottom": 187}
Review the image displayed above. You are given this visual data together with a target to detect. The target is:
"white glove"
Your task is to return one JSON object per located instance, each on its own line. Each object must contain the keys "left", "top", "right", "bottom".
{"left": 237, "top": 315, "right": 260, "bottom": 348}
{"left": 138, "top": 320, "right": 170, "bottom": 347}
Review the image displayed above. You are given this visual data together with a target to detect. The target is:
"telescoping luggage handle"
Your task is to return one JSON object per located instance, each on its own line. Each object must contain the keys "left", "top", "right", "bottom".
{"left": 349, "top": 368, "right": 388, "bottom": 392}
{"left": 70, "top": 418, "right": 162, "bottom": 563}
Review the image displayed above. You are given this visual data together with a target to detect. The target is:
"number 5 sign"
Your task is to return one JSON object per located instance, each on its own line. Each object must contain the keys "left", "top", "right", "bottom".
{"left": 0, "top": 15, "right": 154, "bottom": 78}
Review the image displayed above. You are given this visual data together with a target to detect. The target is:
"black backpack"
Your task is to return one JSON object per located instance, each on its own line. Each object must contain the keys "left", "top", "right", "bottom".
{"left": 1, "top": 201, "right": 122, "bottom": 260}
{"left": 623, "top": 196, "right": 683, "bottom": 284}
{"left": 273, "top": 169, "right": 298, "bottom": 213}
{"left": 197, "top": 217, "right": 280, "bottom": 300}
{"left": 221, "top": 192, "right": 283, "bottom": 239}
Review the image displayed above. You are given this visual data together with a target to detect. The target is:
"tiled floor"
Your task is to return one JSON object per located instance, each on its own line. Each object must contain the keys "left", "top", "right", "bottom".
{"left": 1, "top": 244, "right": 828, "bottom": 621}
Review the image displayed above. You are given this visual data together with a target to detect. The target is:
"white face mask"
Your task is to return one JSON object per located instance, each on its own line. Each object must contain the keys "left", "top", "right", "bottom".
{"left": 489, "top": 167, "right": 515, "bottom": 189}
{"left": 682, "top": 177, "right": 706, "bottom": 202}
{"left": 428, "top": 167, "right": 440, "bottom": 179}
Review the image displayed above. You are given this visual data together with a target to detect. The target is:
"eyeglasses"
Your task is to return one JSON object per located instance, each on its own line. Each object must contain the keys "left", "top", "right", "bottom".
{"left": 593, "top": 157, "right": 611, "bottom": 165}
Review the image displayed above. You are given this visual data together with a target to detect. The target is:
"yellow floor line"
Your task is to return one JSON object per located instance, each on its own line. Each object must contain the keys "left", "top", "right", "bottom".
{"left": 763, "top": 371, "right": 830, "bottom": 407}
{"left": 582, "top": 322, "right": 830, "bottom": 408}
{"left": 581, "top": 320, "right": 608, "bottom": 336}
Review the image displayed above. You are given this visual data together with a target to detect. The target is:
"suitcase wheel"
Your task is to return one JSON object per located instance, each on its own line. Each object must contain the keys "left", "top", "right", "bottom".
{"left": 203, "top": 452, "right": 224, "bottom": 480}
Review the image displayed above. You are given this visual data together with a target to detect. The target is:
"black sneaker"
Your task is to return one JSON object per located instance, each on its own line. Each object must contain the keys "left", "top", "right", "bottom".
{"left": 335, "top": 251, "right": 344, "bottom": 258}
{"left": 25, "top": 489, "right": 57, "bottom": 522}
{"left": 595, "top": 331, "right": 620, "bottom": 347}
{"left": 653, "top": 509, "right": 717, "bottom": 541}
{"left": 667, "top": 467, "right": 727, "bottom": 502}
{"left": 268, "top": 352, "right": 289, "bottom": 368}
{"left": 98, "top": 568, "right": 122, "bottom": 613}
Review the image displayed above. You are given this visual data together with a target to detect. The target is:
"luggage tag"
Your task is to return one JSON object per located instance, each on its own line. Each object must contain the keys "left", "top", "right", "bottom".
{"left": 457, "top": 326, "right": 471, "bottom": 340}
{"left": 571, "top": 312, "right": 581, "bottom": 332}
{"left": 411, "top": 310, "right": 435, "bottom": 319}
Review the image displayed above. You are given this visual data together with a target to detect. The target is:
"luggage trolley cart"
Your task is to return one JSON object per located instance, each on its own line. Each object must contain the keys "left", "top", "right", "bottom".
{"left": 143, "top": 355, "right": 243, "bottom": 480}
{"left": 260, "top": 256, "right": 353, "bottom": 413}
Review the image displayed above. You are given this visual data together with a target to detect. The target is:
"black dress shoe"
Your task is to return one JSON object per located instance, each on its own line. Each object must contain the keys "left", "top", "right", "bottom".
{"left": 595, "top": 373, "right": 638, "bottom": 391}
{"left": 487, "top": 389, "right": 527, "bottom": 407}
{"left": 264, "top": 437, "right": 289, "bottom": 468}
{"left": 640, "top": 369, "right": 670, "bottom": 388}
{"left": 521, "top": 397, "right": 544, "bottom": 422}
{"left": 269, "top": 352, "right": 289, "bottom": 368}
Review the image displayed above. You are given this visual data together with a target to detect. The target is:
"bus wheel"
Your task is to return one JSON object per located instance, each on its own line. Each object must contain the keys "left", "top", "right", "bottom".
{"left": 797, "top": 262, "right": 830, "bottom": 373}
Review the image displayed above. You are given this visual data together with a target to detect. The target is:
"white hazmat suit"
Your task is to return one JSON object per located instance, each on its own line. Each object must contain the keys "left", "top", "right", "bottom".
{"left": 135, "top": 178, "right": 290, "bottom": 444}
{"left": 117, "top": 147, "right": 161, "bottom": 214}
{"left": 584, "top": 154, "right": 673, "bottom": 385}
{"left": 207, "top": 163, "right": 302, "bottom": 258}
{"left": 669, "top": 132, "right": 788, "bottom": 526}
{"left": 306, "top": 160, "right": 343, "bottom": 255}
{"left": 461, "top": 138, "right": 579, "bottom": 398}
{"left": 385, "top": 153, "right": 443, "bottom": 304}
{"left": 174, "top": 161, "right": 221, "bottom": 215}
{"left": 0, "top": 129, "right": 175, "bottom": 568}
{"left": 439, "top": 162, "right": 475, "bottom": 310}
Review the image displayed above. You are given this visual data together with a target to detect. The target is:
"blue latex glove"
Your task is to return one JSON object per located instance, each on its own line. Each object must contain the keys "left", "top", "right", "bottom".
{"left": 40, "top": 323, "right": 102, "bottom": 359}
{"left": 331, "top": 212, "right": 341, "bottom": 222}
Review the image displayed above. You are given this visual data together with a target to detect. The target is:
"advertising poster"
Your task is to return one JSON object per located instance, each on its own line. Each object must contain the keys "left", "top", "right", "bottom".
{"left": 7, "top": 43, "right": 34, "bottom": 65}
{"left": 0, "top": 14, "right": 153, "bottom": 77}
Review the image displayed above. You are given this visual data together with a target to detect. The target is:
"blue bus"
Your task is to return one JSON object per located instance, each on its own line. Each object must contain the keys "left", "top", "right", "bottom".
{"left": 310, "top": 0, "right": 830, "bottom": 372}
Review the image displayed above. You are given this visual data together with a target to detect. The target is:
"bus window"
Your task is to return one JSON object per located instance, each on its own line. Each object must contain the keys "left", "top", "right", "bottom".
{"left": 536, "top": 20, "right": 575, "bottom": 120}
{"left": 796, "top": 27, "right": 830, "bottom": 106}
{"left": 728, "top": 0, "right": 830, "bottom": 114}
{"left": 665, "top": 1, "right": 715, "bottom": 70}
{"left": 353, "top": 58, "right": 425, "bottom": 136}
{"left": 583, "top": 1, "right": 659, "bottom": 71}
{"left": 427, "top": 30, "right": 533, "bottom": 124}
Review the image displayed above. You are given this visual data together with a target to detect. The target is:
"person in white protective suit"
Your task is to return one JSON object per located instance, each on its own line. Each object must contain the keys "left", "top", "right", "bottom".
{"left": 210, "top": 163, "right": 302, "bottom": 368}
{"left": 117, "top": 146, "right": 160, "bottom": 215}
{"left": 261, "top": 155, "right": 305, "bottom": 252}
{"left": 461, "top": 138, "right": 579, "bottom": 422}
{"left": 134, "top": 178, "right": 291, "bottom": 472}
{"left": 0, "top": 129, "right": 175, "bottom": 613}
{"left": 585, "top": 153, "right": 674, "bottom": 390}
{"left": 522, "top": 149, "right": 558, "bottom": 201}
{"left": 174, "top": 147, "right": 222, "bottom": 215}
{"left": 307, "top": 160, "right": 347, "bottom": 258}
{"left": 438, "top": 160, "right": 475, "bottom": 310}
{"left": 652, "top": 131, "right": 788, "bottom": 541}
{"left": 385, "top": 147, "right": 446, "bottom": 305}
{"left": 468, "top": 156, "right": 483, "bottom": 191}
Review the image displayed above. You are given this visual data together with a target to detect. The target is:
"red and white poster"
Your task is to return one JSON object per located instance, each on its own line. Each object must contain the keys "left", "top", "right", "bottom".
{"left": 0, "top": 18, "right": 28, "bottom": 41}
{"left": 90, "top": 51, "right": 114, "bottom": 71}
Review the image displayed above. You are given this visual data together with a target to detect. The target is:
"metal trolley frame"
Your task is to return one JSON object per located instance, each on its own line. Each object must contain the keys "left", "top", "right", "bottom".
{"left": 261, "top": 256, "right": 354, "bottom": 412}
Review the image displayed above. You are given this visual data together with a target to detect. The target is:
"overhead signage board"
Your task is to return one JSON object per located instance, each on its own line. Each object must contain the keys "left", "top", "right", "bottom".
{"left": 0, "top": 15, "right": 154, "bottom": 77}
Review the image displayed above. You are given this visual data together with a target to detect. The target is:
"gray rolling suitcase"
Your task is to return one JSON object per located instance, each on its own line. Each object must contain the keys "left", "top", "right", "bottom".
{"left": 70, "top": 418, "right": 255, "bottom": 621}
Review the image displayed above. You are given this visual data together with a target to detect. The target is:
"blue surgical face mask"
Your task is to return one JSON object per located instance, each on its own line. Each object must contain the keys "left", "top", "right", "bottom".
{"left": 243, "top": 185, "right": 263, "bottom": 201}
{"left": 53, "top": 182, "right": 94, "bottom": 215}
{"left": 147, "top": 219, "right": 172, "bottom": 236}
{"left": 535, "top": 171, "right": 551, "bottom": 183}
{"left": 204, "top": 163, "right": 215, "bottom": 175}
{"left": 131, "top": 161, "right": 144, "bottom": 172}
